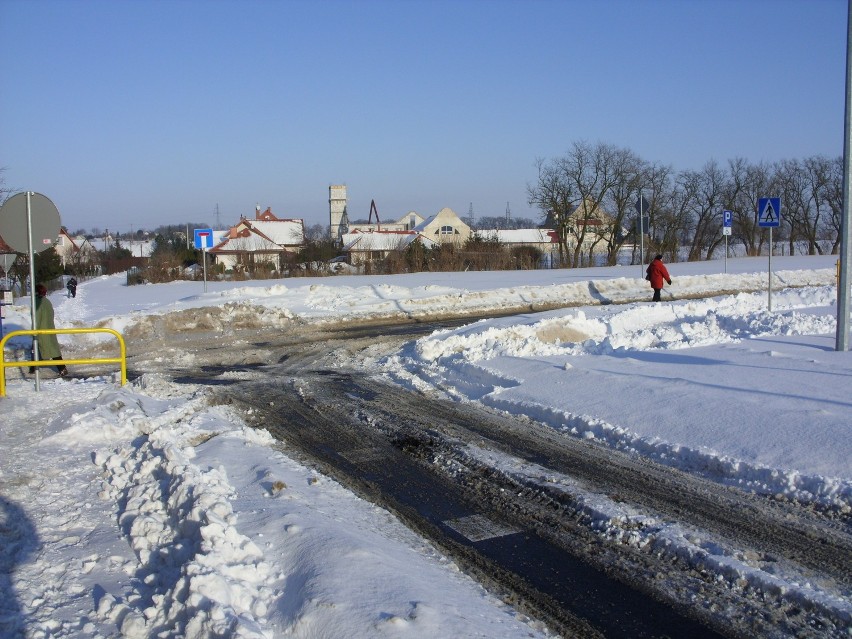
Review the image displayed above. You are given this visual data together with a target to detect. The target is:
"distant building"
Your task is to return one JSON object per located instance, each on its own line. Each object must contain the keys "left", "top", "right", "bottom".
{"left": 475, "top": 228, "right": 559, "bottom": 252}
{"left": 341, "top": 229, "right": 436, "bottom": 265}
{"left": 210, "top": 206, "right": 305, "bottom": 272}
{"left": 545, "top": 197, "right": 623, "bottom": 256}
{"left": 329, "top": 185, "right": 349, "bottom": 243}
{"left": 347, "top": 210, "right": 426, "bottom": 234}
{"left": 345, "top": 206, "right": 469, "bottom": 245}
{"left": 329, "top": 183, "right": 469, "bottom": 248}
{"left": 55, "top": 228, "right": 98, "bottom": 268}
{"left": 413, "top": 207, "right": 471, "bottom": 245}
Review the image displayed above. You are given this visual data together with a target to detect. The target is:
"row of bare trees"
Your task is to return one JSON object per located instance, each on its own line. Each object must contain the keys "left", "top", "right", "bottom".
{"left": 528, "top": 141, "right": 844, "bottom": 267}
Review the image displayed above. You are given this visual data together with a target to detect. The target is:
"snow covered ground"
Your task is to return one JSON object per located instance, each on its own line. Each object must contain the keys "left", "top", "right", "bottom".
{"left": 0, "top": 254, "right": 849, "bottom": 638}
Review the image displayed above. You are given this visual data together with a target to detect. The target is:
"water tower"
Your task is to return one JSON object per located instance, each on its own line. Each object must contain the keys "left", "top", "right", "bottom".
{"left": 329, "top": 184, "right": 348, "bottom": 242}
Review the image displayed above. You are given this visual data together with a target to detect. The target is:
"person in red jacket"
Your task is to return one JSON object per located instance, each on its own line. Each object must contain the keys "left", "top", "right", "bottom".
{"left": 645, "top": 254, "right": 672, "bottom": 302}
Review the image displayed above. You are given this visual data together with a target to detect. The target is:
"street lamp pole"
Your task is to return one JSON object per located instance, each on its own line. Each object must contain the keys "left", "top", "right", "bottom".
{"left": 837, "top": 0, "right": 852, "bottom": 350}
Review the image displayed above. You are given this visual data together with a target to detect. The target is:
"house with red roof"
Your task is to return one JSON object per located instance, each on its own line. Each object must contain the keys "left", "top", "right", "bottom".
{"left": 209, "top": 206, "right": 305, "bottom": 272}
{"left": 55, "top": 228, "right": 98, "bottom": 268}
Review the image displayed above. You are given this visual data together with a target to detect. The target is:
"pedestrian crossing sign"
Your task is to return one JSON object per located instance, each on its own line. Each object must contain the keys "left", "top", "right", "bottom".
{"left": 758, "top": 198, "right": 781, "bottom": 227}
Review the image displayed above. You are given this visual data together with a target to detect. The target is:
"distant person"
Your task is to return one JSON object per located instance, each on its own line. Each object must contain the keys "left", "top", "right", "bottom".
{"left": 66, "top": 277, "right": 77, "bottom": 298}
{"left": 645, "top": 254, "right": 672, "bottom": 302}
{"left": 30, "top": 283, "right": 68, "bottom": 377}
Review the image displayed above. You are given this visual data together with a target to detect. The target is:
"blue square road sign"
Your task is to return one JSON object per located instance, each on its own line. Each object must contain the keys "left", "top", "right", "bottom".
{"left": 758, "top": 198, "right": 781, "bottom": 228}
{"left": 194, "top": 228, "right": 214, "bottom": 249}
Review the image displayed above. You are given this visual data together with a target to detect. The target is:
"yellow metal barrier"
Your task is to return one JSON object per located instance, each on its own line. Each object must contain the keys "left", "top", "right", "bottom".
{"left": 0, "top": 328, "right": 127, "bottom": 397}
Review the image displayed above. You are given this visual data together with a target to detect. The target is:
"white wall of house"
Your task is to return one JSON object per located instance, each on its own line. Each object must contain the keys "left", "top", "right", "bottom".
{"left": 56, "top": 231, "right": 99, "bottom": 267}
{"left": 475, "top": 228, "right": 560, "bottom": 255}
{"left": 414, "top": 208, "right": 471, "bottom": 245}
{"left": 341, "top": 230, "right": 435, "bottom": 265}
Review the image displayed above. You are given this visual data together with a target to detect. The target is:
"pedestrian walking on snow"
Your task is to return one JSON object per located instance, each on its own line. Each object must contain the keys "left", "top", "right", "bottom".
{"left": 66, "top": 277, "right": 77, "bottom": 298}
{"left": 30, "top": 283, "right": 68, "bottom": 377}
{"left": 645, "top": 254, "right": 672, "bottom": 302}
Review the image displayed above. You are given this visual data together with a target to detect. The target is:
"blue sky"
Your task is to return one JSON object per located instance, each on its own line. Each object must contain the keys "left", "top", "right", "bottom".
{"left": 0, "top": 0, "right": 846, "bottom": 234}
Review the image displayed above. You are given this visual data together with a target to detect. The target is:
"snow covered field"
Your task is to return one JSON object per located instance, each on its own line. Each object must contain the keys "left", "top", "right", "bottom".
{"left": 1, "top": 254, "right": 849, "bottom": 637}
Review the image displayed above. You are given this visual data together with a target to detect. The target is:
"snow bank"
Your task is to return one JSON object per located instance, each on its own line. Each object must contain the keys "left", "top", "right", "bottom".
{"left": 384, "top": 286, "right": 852, "bottom": 509}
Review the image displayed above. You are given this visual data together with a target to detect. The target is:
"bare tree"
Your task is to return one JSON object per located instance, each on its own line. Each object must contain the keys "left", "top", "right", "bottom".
{"left": 775, "top": 158, "right": 829, "bottom": 256}
{"left": 0, "top": 167, "right": 13, "bottom": 206}
{"left": 635, "top": 163, "right": 675, "bottom": 263}
{"left": 601, "top": 148, "right": 645, "bottom": 265}
{"left": 304, "top": 223, "right": 328, "bottom": 242}
{"left": 802, "top": 155, "right": 833, "bottom": 254}
{"left": 530, "top": 143, "right": 843, "bottom": 263}
{"left": 528, "top": 157, "right": 574, "bottom": 264}
{"left": 560, "top": 141, "right": 624, "bottom": 267}
{"left": 676, "top": 161, "right": 729, "bottom": 261}
{"left": 728, "top": 158, "right": 774, "bottom": 256}
{"left": 528, "top": 141, "right": 629, "bottom": 268}
{"left": 667, "top": 171, "right": 699, "bottom": 260}
{"left": 824, "top": 155, "right": 845, "bottom": 254}
{"left": 474, "top": 216, "right": 538, "bottom": 230}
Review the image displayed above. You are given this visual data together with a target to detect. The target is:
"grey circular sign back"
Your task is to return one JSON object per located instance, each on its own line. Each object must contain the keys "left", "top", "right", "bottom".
{"left": 0, "top": 192, "right": 61, "bottom": 253}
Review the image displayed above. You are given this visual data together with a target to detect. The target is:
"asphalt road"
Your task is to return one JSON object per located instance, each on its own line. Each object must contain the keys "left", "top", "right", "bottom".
{"left": 121, "top": 310, "right": 850, "bottom": 638}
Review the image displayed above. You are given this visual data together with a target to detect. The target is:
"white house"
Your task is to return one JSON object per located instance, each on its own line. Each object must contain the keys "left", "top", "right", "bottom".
{"left": 55, "top": 229, "right": 98, "bottom": 268}
{"left": 341, "top": 229, "right": 436, "bottom": 265}
{"left": 475, "top": 228, "right": 559, "bottom": 251}
{"left": 412, "top": 207, "right": 471, "bottom": 245}
{"left": 209, "top": 207, "right": 305, "bottom": 272}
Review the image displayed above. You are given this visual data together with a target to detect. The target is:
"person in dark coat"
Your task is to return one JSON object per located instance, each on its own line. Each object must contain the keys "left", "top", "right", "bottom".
{"left": 645, "top": 254, "right": 672, "bottom": 302}
{"left": 30, "top": 283, "right": 68, "bottom": 377}
{"left": 66, "top": 277, "right": 77, "bottom": 298}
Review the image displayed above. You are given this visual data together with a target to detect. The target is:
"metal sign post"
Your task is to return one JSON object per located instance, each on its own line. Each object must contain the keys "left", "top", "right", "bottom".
{"left": 26, "top": 194, "right": 39, "bottom": 389}
{"left": 194, "top": 228, "right": 214, "bottom": 293}
{"left": 758, "top": 198, "right": 781, "bottom": 311}
{"left": 635, "top": 194, "right": 650, "bottom": 276}
{"left": 768, "top": 228, "right": 773, "bottom": 311}
{"left": 837, "top": 0, "right": 852, "bottom": 351}
{"left": 722, "top": 209, "right": 733, "bottom": 274}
